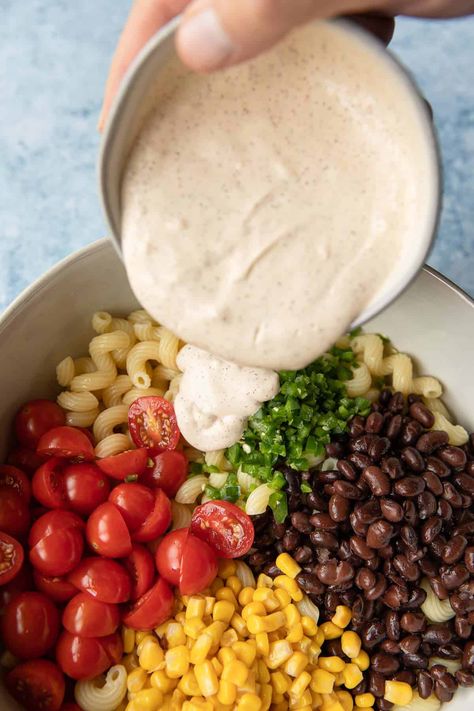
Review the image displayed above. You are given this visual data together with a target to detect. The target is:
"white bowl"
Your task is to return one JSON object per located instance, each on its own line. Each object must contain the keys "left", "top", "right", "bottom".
{"left": 0, "top": 239, "right": 472, "bottom": 709}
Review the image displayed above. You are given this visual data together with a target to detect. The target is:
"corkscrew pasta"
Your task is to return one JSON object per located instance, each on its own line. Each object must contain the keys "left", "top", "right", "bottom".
{"left": 74, "top": 664, "right": 127, "bottom": 711}
{"left": 420, "top": 578, "right": 455, "bottom": 623}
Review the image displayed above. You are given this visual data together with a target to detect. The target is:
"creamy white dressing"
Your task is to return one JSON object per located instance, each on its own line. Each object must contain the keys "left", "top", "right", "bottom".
{"left": 121, "top": 21, "right": 438, "bottom": 451}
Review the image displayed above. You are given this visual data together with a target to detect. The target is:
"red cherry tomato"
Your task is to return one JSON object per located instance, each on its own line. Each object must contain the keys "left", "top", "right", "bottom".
{"left": 122, "top": 544, "right": 155, "bottom": 601}
{"left": 0, "top": 464, "right": 31, "bottom": 503}
{"left": 33, "top": 570, "right": 77, "bottom": 602}
{"left": 63, "top": 462, "right": 110, "bottom": 515}
{"left": 0, "top": 488, "right": 30, "bottom": 537}
{"left": 30, "top": 527, "right": 84, "bottom": 577}
{"left": 37, "top": 426, "right": 95, "bottom": 461}
{"left": 0, "top": 532, "right": 24, "bottom": 586}
{"left": 6, "top": 659, "right": 65, "bottom": 711}
{"left": 156, "top": 528, "right": 218, "bottom": 595}
{"left": 0, "top": 562, "right": 32, "bottom": 615}
{"left": 68, "top": 557, "right": 131, "bottom": 603}
{"left": 29, "top": 509, "right": 84, "bottom": 547}
{"left": 86, "top": 502, "right": 132, "bottom": 558}
{"left": 1, "top": 591, "right": 59, "bottom": 658}
{"left": 8, "top": 446, "right": 47, "bottom": 475}
{"left": 122, "top": 577, "right": 174, "bottom": 630}
{"left": 128, "top": 396, "right": 180, "bottom": 454}
{"left": 97, "top": 448, "right": 149, "bottom": 480}
{"left": 108, "top": 482, "right": 154, "bottom": 531}
{"left": 133, "top": 488, "right": 172, "bottom": 543}
{"left": 32, "top": 457, "right": 68, "bottom": 509}
{"left": 15, "top": 400, "right": 66, "bottom": 450}
{"left": 56, "top": 632, "right": 110, "bottom": 680}
{"left": 62, "top": 592, "right": 120, "bottom": 638}
{"left": 99, "top": 631, "right": 123, "bottom": 665}
{"left": 140, "top": 450, "right": 188, "bottom": 497}
{"left": 77, "top": 427, "right": 95, "bottom": 446}
{"left": 191, "top": 500, "right": 255, "bottom": 559}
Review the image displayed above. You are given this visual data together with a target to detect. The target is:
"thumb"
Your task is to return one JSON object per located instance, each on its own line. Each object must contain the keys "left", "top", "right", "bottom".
{"left": 176, "top": 0, "right": 364, "bottom": 72}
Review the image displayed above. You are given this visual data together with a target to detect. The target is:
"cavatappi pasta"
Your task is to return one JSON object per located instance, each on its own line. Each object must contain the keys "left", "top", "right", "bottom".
{"left": 74, "top": 664, "right": 127, "bottom": 711}
{"left": 393, "top": 691, "right": 441, "bottom": 711}
{"left": 420, "top": 578, "right": 455, "bottom": 623}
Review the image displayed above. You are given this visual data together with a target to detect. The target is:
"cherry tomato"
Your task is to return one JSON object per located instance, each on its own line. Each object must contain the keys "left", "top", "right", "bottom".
{"left": 63, "top": 462, "right": 110, "bottom": 515}
{"left": 86, "top": 502, "right": 132, "bottom": 558}
{"left": 6, "top": 659, "right": 65, "bottom": 711}
{"left": 2, "top": 591, "right": 59, "bottom": 658}
{"left": 122, "top": 577, "right": 174, "bottom": 630}
{"left": 128, "top": 396, "right": 180, "bottom": 454}
{"left": 8, "top": 446, "right": 47, "bottom": 475}
{"left": 29, "top": 509, "right": 84, "bottom": 547}
{"left": 62, "top": 592, "right": 120, "bottom": 638}
{"left": 97, "top": 448, "right": 148, "bottom": 481}
{"left": 0, "top": 562, "right": 32, "bottom": 615}
{"left": 191, "top": 500, "right": 255, "bottom": 558}
{"left": 0, "top": 488, "right": 30, "bottom": 537}
{"left": 99, "top": 631, "right": 123, "bottom": 665}
{"left": 30, "top": 527, "right": 84, "bottom": 577}
{"left": 37, "top": 426, "right": 94, "bottom": 461}
{"left": 108, "top": 482, "right": 154, "bottom": 532}
{"left": 68, "top": 557, "right": 131, "bottom": 603}
{"left": 156, "top": 528, "right": 218, "bottom": 594}
{"left": 33, "top": 570, "right": 77, "bottom": 602}
{"left": 133, "top": 488, "right": 172, "bottom": 543}
{"left": 77, "top": 427, "right": 95, "bottom": 446}
{"left": 0, "top": 532, "right": 24, "bottom": 586}
{"left": 140, "top": 450, "right": 188, "bottom": 497}
{"left": 0, "top": 464, "right": 31, "bottom": 503}
{"left": 15, "top": 400, "right": 66, "bottom": 450}
{"left": 32, "top": 457, "right": 68, "bottom": 509}
{"left": 122, "top": 544, "right": 155, "bottom": 601}
{"left": 56, "top": 632, "right": 110, "bottom": 680}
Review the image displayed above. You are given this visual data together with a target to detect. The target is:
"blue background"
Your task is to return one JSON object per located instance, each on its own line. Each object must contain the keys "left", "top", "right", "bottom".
{"left": 1, "top": 2, "right": 473, "bottom": 311}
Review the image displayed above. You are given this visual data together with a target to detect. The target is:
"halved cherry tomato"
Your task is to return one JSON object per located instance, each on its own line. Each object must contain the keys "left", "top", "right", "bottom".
{"left": 156, "top": 528, "right": 218, "bottom": 595}
{"left": 0, "top": 532, "right": 24, "bottom": 586}
{"left": 122, "top": 544, "right": 155, "bottom": 601}
{"left": 133, "top": 488, "right": 172, "bottom": 543}
{"left": 86, "top": 502, "right": 132, "bottom": 558}
{"left": 191, "top": 500, "right": 255, "bottom": 559}
{"left": 62, "top": 592, "right": 120, "bottom": 638}
{"left": 2, "top": 591, "right": 59, "bottom": 658}
{"left": 0, "top": 464, "right": 31, "bottom": 503}
{"left": 97, "top": 448, "right": 148, "bottom": 481}
{"left": 33, "top": 570, "right": 77, "bottom": 602}
{"left": 68, "top": 557, "right": 131, "bottom": 603}
{"left": 6, "top": 659, "right": 65, "bottom": 711}
{"left": 0, "top": 562, "right": 32, "bottom": 615}
{"left": 32, "top": 457, "right": 68, "bottom": 509}
{"left": 0, "top": 488, "right": 30, "bottom": 537}
{"left": 63, "top": 462, "right": 110, "bottom": 515}
{"left": 37, "top": 426, "right": 94, "bottom": 461}
{"left": 122, "top": 577, "right": 174, "bottom": 630}
{"left": 77, "top": 427, "right": 95, "bottom": 446}
{"left": 100, "top": 631, "right": 123, "bottom": 665}
{"left": 8, "top": 446, "right": 47, "bottom": 475}
{"left": 30, "top": 527, "right": 84, "bottom": 577}
{"left": 29, "top": 509, "right": 84, "bottom": 548}
{"left": 15, "top": 400, "right": 66, "bottom": 450}
{"left": 140, "top": 450, "right": 188, "bottom": 497}
{"left": 56, "top": 632, "right": 111, "bottom": 680}
{"left": 128, "top": 396, "right": 180, "bottom": 454}
{"left": 108, "top": 482, "right": 154, "bottom": 532}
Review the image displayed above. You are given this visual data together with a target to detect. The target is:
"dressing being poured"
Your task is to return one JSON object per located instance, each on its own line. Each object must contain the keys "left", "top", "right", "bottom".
{"left": 121, "top": 21, "right": 438, "bottom": 451}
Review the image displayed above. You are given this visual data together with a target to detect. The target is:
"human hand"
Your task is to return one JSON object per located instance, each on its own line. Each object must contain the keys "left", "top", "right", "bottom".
{"left": 100, "top": 0, "right": 474, "bottom": 129}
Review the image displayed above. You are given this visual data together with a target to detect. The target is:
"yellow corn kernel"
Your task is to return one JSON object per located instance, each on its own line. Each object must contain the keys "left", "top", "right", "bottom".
{"left": 184, "top": 618, "right": 206, "bottom": 640}
{"left": 155, "top": 620, "right": 172, "bottom": 638}
{"left": 274, "top": 588, "right": 292, "bottom": 609}
{"left": 308, "top": 639, "right": 322, "bottom": 663}
{"left": 315, "top": 628, "right": 325, "bottom": 647}
{"left": 335, "top": 691, "right": 354, "bottom": 711}
{"left": 182, "top": 700, "right": 213, "bottom": 711}
{"left": 139, "top": 640, "right": 165, "bottom": 672}
{"left": 175, "top": 611, "right": 186, "bottom": 625}
{"left": 221, "top": 660, "right": 249, "bottom": 686}
{"left": 253, "top": 587, "right": 273, "bottom": 603}
{"left": 266, "top": 640, "right": 294, "bottom": 670}
{"left": 255, "top": 631, "right": 269, "bottom": 657}
{"left": 257, "top": 659, "right": 271, "bottom": 684}
{"left": 211, "top": 577, "right": 224, "bottom": 594}
{"left": 340, "top": 631, "right": 362, "bottom": 660}
{"left": 216, "top": 587, "right": 239, "bottom": 607}
{"left": 211, "top": 657, "right": 223, "bottom": 677}
{"left": 217, "top": 647, "right": 236, "bottom": 667}
{"left": 342, "top": 664, "right": 363, "bottom": 690}
{"left": 318, "top": 657, "right": 346, "bottom": 674}
{"left": 320, "top": 693, "right": 345, "bottom": 711}
{"left": 236, "top": 668, "right": 256, "bottom": 694}
{"left": 274, "top": 575, "right": 303, "bottom": 602}
{"left": 283, "top": 604, "right": 301, "bottom": 628}
{"left": 194, "top": 660, "right": 219, "bottom": 697}
{"left": 186, "top": 596, "right": 206, "bottom": 620}
{"left": 218, "top": 560, "right": 236, "bottom": 579}
{"left": 236, "top": 693, "right": 262, "bottom": 711}
{"left": 165, "top": 622, "right": 186, "bottom": 648}
{"left": 213, "top": 600, "right": 235, "bottom": 624}
{"left": 320, "top": 622, "right": 343, "bottom": 640}
{"left": 263, "top": 594, "right": 281, "bottom": 613}
{"left": 311, "top": 669, "right": 336, "bottom": 694}
{"left": 261, "top": 683, "right": 273, "bottom": 711}
{"left": 217, "top": 679, "right": 237, "bottom": 706}
{"left": 127, "top": 668, "right": 148, "bottom": 693}
{"left": 290, "top": 670, "right": 312, "bottom": 699}
{"left": 272, "top": 693, "right": 285, "bottom": 706}
{"left": 170, "top": 689, "right": 186, "bottom": 709}
{"left": 272, "top": 670, "right": 290, "bottom": 695}
{"left": 230, "top": 613, "right": 248, "bottom": 637}
{"left": 290, "top": 688, "right": 312, "bottom": 709}
{"left": 232, "top": 641, "right": 257, "bottom": 667}
{"left": 220, "top": 628, "right": 239, "bottom": 647}
{"left": 242, "top": 601, "right": 266, "bottom": 621}
{"left": 384, "top": 681, "right": 413, "bottom": 706}
{"left": 132, "top": 687, "right": 163, "bottom": 710}
{"left": 135, "top": 631, "right": 151, "bottom": 644}
{"left": 178, "top": 670, "right": 201, "bottom": 697}
{"left": 284, "top": 651, "right": 309, "bottom": 678}
{"left": 355, "top": 707, "right": 373, "bottom": 711}
{"left": 225, "top": 575, "right": 242, "bottom": 596}
{"left": 151, "top": 670, "right": 176, "bottom": 694}
{"left": 246, "top": 615, "right": 266, "bottom": 635}
{"left": 123, "top": 653, "right": 139, "bottom": 673}
{"left": 256, "top": 573, "right": 273, "bottom": 588}
{"left": 354, "top": 693, "right": 375, "bottom": 708}
{"left": 205, "top": 621, "right": 227, "bottom": 644}
{"left": 122, "top": 627, "right": 135, "bottom": 654}
{"left": 300, "top": 616, "right": 317, "bottom": 637}
{"left": 286, "top": 622, "right": 304, "bottom": 644}
{"left": 332, "top": 606, "right": 352, "bottom": 630}
{"left": 265, "top": 611, "right": 287, "bottom": 633}
{"left": 165, "top": 645, "right": 190, "bottom": 678}
{"left": 238, "top": 586, "right": 255, "bottom": 607}
{"left": 203, "top": 596, "right": 215, "bottom": 616}
{"left": 276, "top": 553, "right": 302, "bottom": 579}
{"left": 190, "top": 633, "right": 213, "bottom": 665}
{"left": 136, "top": 635, "right": 156, "bottom": 655}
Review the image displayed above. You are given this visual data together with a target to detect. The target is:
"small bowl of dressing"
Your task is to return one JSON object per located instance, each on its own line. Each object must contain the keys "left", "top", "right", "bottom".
{"left": 99, "top": 17, "right": 441, "bottom": 371}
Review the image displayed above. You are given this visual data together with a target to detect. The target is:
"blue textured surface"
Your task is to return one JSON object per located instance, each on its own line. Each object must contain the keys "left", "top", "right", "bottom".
{"left": 1, "top": 2, "right": 473, "bottom": 312}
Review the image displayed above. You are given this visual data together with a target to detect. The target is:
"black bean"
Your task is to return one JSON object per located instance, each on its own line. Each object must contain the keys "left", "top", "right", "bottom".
{"left": 295, "top": 572, "right": 325, "bottom": 595}
{"left": 422, "top": 625, "right": 453, "bottom": 645}
{"left": 378, "top": 544, "right": 394, "bottom": 560}
{"left": 393, "top": 554, "right": 420, "bottom": 581}
{"left": 282, "top": 530, "right": 300, "bottom": 551}
{"left": 385, "top": 610, "right": 401, "bottom": 641}
{"left": 356, "top": 567, "right": 376, "bottom": 591}
{"left": 348, "top": 452, "right": 373, "bottom": 470}
{"left": 438, "top": 642, "right": 464, "bottom": 659}
{"left": 262, "top": 563, "right": 280, "bottom": 578}
{"left": 248, "top": 551, "right": 270, "bottom": 567}
{"left": 307, "top": 492, "right": 328, "bottom": 511}
{"left": 400, "top": 419, "right": 424, "bottom": 446}
{"left": 465, "top": 546, "right": 474, "bottom": 573}
{"left": 399, "top": 634, "right": 421, "bottom": 654}
{"left": 381, "top": 456, "right": 404, "bottom": 480}
{"left": 455, "top": 616, "right": 472, "bottom": 639}
{"left": 350, "top": 535, "right": 376, "bottom": 560}
{"left": 456, "top": 670, "right": 474, "bottom": 687}
{"left": 426, "top": 455, "right": 451, "bottom": 478}
{"left": 456, "top": 472, "right": 474, "bottom": 494}
{"left": 368, "top": 437, "right": 391, "bottom": 462}
{"left": 409, "top": 402, "right": 435, "bottom": 428}
{"left": 400, "top": 611, "right": 426, "bottom": 633}
{"left": 369, "top": 670, "right": 386, "bottom": 697}
{"left": 293, "top": 545, "right": 313, "bottom": 565}
{"left": 309, "top": 513, "right": 338, "bottom": 531}
{"left": 422, "top": 470, "right": 443, "bottom": 496}
{"left": 443, "top": 481, "right": 463, "bottom": 508}
{"left": 439, "top": 445, "right": 467, "bottom": 469}
{"left": 438, "top": 499, "right": 453, "bottom": 521}
{"left": 385, "top": 415, "right": 403, "bottom": 440}
{"left": 271, "top": 522, "right": 287, "bottom": 539}
{"left": 325, "top": 441, "right": 346, "bottom": 458}
{"left": 349, "top": 415, "right": 366, "bottom": 437}
{"left": 365, "top": 574, "right": 388, "bottom": 601}
{"left": 400, "top": 525, "right": 419, "bottom": 549}
{"left": 440, "top": 563, "right": 469, "bottom": 590}
{"left": 337, "top": 459, "right": 358, "bottom": 481}
{"left": 388, "top": 392, "right": 404, "bottom": 413}
{"left": 314, "top": 559, "right": 354, "bottom": 586}
{"left": 401, "top": 446, "right": 426, "bottom": 472}
{"left": 354, "top": 499, "right": 382, "bottom": 525}
{"left": 430, "top": 576, "right": 449, "bottom": 600}
{"left": 401, "top": 652, "right": 428, "bottom": 669}
{"left": 366, "top": 412, "right": 385, "bottom": 433}
{"left": 417, "top": 490, "right": 438, "bottom": 520}
{"left": 417, "top": 430, "right": 449, "bottom": 454}
{"left": 316, "top": 470, "right": 339, "bottom": 484}
{"left": 434, "top": 681, "right": 454, "bottom": 703}
{"left": 418, "top": 670, "right": 434, "bottom": 699}
{"left": 442, "top": 535, "right": 468, "bottom": 564}
{"left": 366, "top": 520, "right": 394, "bottom": 549}
{"left": 421, "top": 516, "right": 443, "bottom": 544}
{"left": 362, "top": 466, "right": 391, "bottom": 496}
{"left": 309, "top": 530, "right": 339, "bottom": 550}
{"left": 405, "top": 588, "right": 427, "bottom": 610}
{"left": 383, "top": 585, "right": 409, "bottom": 610}
{"left": 371, "top": 652, "right": 400, "bottom": 675}
{"left": 333, "top": 480, "right": 362, "bottom": 500}
{"left": 394, "top": 476, "right": 426, "bottom": 497}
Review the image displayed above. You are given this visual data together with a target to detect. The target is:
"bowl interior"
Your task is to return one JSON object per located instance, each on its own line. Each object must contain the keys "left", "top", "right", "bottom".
{"left": 0, "top": 240, "right": 472, "bottom": 709}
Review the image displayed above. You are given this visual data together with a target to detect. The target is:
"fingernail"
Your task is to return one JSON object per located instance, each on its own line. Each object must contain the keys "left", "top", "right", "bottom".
{"left": 178, "top": 8, "right": 234, "bottom": 70}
